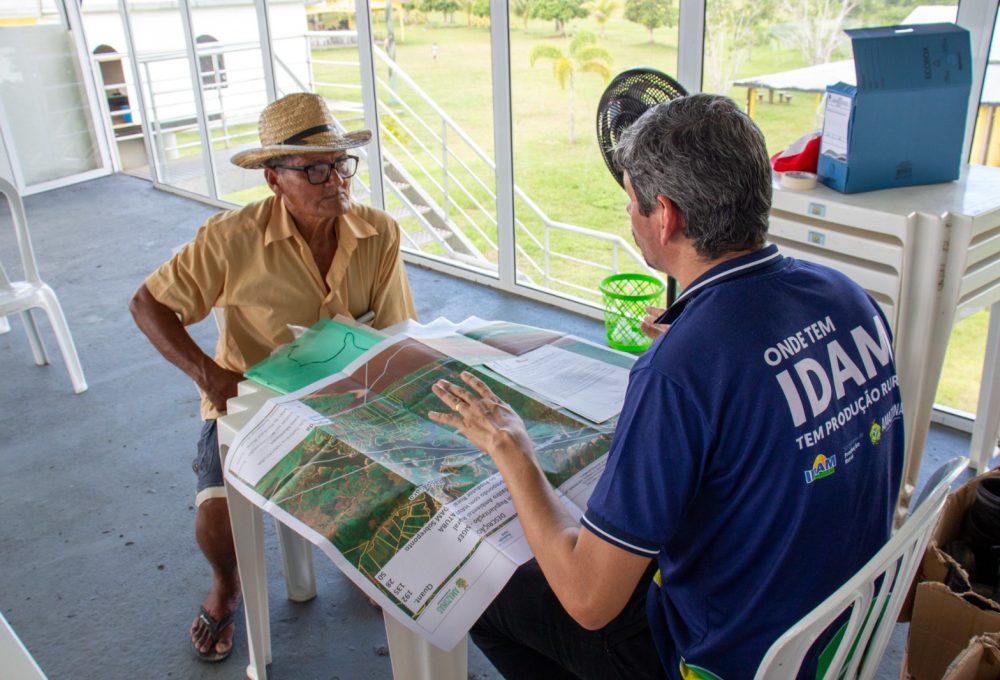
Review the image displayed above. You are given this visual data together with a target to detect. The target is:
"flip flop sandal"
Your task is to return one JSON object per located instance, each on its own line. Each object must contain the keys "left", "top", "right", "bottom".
{"left": 192, "top": 606, "right": 236, "bottom": 663}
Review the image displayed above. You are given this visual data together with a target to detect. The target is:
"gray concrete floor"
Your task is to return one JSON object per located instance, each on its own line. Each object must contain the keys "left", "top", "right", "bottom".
{"left": 0, "top": 173, "right": 975, "bottom": 679}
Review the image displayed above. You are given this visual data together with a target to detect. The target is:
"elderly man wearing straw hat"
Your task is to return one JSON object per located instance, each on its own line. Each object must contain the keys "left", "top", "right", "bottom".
{"left": 129, "top": 92, "right": 417, "bottom": 662}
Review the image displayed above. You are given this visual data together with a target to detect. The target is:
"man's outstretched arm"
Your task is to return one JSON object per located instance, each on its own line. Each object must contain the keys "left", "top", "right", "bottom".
{"left": 129, "top": 283, "right": 243, "bottom": 413}
{"left": 429, "top": 371, "right": 651, "bottom": 630}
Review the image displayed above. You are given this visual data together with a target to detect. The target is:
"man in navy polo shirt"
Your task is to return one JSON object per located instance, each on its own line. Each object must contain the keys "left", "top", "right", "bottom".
{"left": 429, "top": 94, "right": 903, "bottom": 679}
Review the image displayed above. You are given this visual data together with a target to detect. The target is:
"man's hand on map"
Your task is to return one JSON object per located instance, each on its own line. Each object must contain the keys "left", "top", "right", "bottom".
{"left": 429, "top": 371, "right": 534, "bottom": 463}
{"left": 640, "top": 306, "right": 669, "bottom": 340}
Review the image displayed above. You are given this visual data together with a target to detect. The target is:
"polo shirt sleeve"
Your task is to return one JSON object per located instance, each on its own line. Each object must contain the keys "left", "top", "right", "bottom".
{"left": 370, "top": 218, "right": 417, "bottom": 330}
{"left": 582, "top": 365, "right": 709, "bottom": 557}
{"left": 144, "top": 221, "right": 227, "bottom": 326}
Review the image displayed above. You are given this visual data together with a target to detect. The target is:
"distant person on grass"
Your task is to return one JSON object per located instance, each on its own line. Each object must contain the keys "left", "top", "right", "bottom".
{"left": 130, "top": 92, "right": 417, "bottom": 662}
{"left": 429, "top": 94, "right": 904, "bottom": 679}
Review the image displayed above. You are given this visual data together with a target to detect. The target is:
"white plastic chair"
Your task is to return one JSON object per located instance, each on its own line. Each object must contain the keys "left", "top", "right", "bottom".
{"left": 0, "top": 178, "right": 87, "bottom": 393}
{"left": 754, "top": 457, "right": 967, "bottom": 680}
{"left": 0, "top": 611, "right": 47, "bottom": 679}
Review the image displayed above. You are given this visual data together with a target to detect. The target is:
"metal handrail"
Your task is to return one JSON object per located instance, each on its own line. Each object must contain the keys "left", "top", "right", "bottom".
{"left": 362, "top": 45, "right": 656, "bottom": 289}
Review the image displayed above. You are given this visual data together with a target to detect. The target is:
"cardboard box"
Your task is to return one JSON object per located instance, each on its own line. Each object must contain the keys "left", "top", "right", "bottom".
{"left": 906, "top": 583, "right": 1000, "bottom": 679}
{"left": 817, "top": 23, "right": 972, "bottom": 193}
{"left": 942, "top": 633, "right": 1000, "bottom": 680}
{"left": 901, "top": 469, "right": 1000, "bottom": 680}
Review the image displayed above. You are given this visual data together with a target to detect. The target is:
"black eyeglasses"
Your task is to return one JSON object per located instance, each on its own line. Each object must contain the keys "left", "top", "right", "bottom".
{"left": 272, "top": 155, "right": 359, "bottom": 184}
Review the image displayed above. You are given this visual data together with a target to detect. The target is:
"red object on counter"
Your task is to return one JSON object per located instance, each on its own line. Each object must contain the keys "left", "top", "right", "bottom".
{"left": 771, "top": 132, "right": 821, "bottom": 173}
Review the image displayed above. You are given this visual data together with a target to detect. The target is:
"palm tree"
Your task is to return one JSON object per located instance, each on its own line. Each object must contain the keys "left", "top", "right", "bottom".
{"left": 529, "top": 30, "right": 612, "bottom": 144}
{"left": 587, "top": 0, "right": 618, "bottom": 38}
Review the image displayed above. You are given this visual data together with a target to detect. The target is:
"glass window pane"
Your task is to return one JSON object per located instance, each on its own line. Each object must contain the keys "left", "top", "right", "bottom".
{"left": 510, "top": 2, "right": 678, "bottom": 305}
{"left": 936, "top": 309, "right": 990, "bottom": 415}
{"left": 245, "top": 2, "right": 377, "bottom": 210}
{"left": 970, "top": 13, "right": 999, "bottom": 167}
{"left": 714, "top": 1, "right": 958, "bottom": 156}
{"left": 190, "top": 3, "right": 270, "bottom": 203}
{"left": 360, "top": 3, "right": 498, "bottom": 274}
{"left": 122, "top": 0, "right": 211, "bottom": 197}
{"left": 937, "top": 13, "right": 998, "bottom": 414}
{"left": 0, "top": 2, "right": 103, "bottom": 186}
{"left": 81, "top": 3, "right": 146, "bottom": 174}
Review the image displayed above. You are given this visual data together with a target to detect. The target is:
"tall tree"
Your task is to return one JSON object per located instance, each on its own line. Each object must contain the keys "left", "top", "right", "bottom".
{"left": 532, "top": 0, "right": 590, "bottom": 36}
{"left": 703, "top": 0, "right": 776, "bottom": 93}
{"left": 458, "top": 0, "right": 474, "bottom": 26}
{"left": 529, "top": 30, "right": 612, "bottom": 143}
{"left": 623, "top": 0, "right": 676, "bottom": 44}
{"left": 471, "top": 0, "right": 491, "bottom": 21}
{"left": 587, "top": 0, "right": 619, "bottom": 38}
{"left": 511, "top": 0, "right": 536, "bottom": 30}
{"left": 421, "top": 0, "right": 459, "bottom": 24}
{"left": 853, "top": 0, "right": 919, "bottom": 25}
{"left": 780, "top": 0, "right": 858, "bottom": 65}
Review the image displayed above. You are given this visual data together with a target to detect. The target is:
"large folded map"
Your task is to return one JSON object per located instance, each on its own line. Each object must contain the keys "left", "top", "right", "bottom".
{"left": 224, "top": 318, "right": 634, "bottom": 649}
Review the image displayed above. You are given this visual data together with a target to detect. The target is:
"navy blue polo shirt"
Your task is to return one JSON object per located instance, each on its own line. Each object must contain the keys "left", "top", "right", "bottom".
{"left": 582, "top": 245, "right": 903, "bottom": 679}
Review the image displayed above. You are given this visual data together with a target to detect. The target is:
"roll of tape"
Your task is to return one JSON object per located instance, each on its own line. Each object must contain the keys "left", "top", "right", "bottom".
{"left": 781, "top": 171, "right": 818, "bottom": 191}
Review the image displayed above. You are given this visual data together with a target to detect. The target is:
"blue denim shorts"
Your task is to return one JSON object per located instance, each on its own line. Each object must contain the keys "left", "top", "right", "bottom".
{"left": 192, "top": 419, "right": 223, "bottom": 494}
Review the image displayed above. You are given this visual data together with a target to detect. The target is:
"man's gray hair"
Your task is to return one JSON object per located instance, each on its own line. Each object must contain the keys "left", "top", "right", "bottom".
{"left": 613, "top": 94, "right": 771, "bottom": 260}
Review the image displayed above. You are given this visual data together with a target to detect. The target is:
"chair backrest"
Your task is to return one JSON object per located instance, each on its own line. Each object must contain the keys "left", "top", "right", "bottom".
{"left": 753, "top": 457, "right": 967, "bottom": 680}
{"left": 0, "top": 177, "right": 41, "bottom": 287}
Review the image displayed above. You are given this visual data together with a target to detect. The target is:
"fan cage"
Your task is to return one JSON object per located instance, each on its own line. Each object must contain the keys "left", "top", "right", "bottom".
{"left": 596, "top": 68, "right": 688, "bottom": 187}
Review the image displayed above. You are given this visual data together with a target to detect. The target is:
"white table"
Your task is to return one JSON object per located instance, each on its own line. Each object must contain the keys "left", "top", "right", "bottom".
{"left": 218, "top": 380, "right": 468, "bottom": 680}
{"left": 768, "top": 164, "right": 1000, "bottom": 513}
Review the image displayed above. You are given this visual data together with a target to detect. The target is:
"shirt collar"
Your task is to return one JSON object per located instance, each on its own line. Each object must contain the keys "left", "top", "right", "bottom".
{"left": 659, "top": 244, "right": 783, "bottom": 324}
{"left": 264, "top": 198, "right": 378, "bottom": 246}
{"left": 337, "top": 206, "right": 378, "bottom": 241}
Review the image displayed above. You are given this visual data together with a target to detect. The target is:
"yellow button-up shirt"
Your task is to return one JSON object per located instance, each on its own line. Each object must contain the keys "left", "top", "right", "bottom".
{"left": 146, "top": 196, "right": 417, "bottom": 419}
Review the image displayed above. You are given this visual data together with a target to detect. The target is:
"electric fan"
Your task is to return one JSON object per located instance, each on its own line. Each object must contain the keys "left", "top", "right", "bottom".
{"left": 596, "top": 68, "right": 687, "bottom": 304}
{"left": 596, "top": 68, "right": 687, "bottom": 188}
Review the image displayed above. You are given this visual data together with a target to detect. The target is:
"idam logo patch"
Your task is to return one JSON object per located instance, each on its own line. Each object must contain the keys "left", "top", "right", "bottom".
{"left": 804, "top": 454, "right": 837, "bottom": 484}
{"left": 869, "top": 421, "right": 882, "bottom": 445}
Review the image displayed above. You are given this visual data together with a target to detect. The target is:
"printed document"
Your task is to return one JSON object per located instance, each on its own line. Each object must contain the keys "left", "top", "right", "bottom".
{"left": 821, "top": 92, "right": 852, "bottom": 159}
{"left": 487, "top": 344, "right": 629, "bottom": 422}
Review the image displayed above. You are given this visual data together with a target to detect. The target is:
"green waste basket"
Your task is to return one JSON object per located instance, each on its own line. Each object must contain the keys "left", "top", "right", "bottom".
{"left": 599, "top": 273, "right": 665, "bottom": 353}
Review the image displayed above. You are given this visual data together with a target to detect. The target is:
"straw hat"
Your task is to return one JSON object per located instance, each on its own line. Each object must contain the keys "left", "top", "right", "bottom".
{"left": 231, "top": 92, "right": 372, "bottom": 169}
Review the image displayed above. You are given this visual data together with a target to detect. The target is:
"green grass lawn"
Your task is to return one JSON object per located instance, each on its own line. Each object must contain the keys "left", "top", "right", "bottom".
{"left": 937, "top": 309, "right": 990, "bottom": 414}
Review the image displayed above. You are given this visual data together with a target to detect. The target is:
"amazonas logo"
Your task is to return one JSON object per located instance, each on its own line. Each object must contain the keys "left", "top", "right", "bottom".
{"left": 435, "top": 587, "right": 461, "bottom": 614}
{"left": 435, "top": 578, "right": 468, "bottom": 615}
{"left": 804, "top": 454, "right": 837, "bottom": 484}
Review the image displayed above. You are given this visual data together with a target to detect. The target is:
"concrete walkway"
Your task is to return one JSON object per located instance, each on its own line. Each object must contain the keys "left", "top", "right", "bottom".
{"left": 0, "top": 173, "right": 972, "bottom": 679}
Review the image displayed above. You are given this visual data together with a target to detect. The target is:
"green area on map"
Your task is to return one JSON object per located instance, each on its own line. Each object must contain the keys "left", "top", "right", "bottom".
{"left": 245, "top": 319, "right": 383, "bottom": 394}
